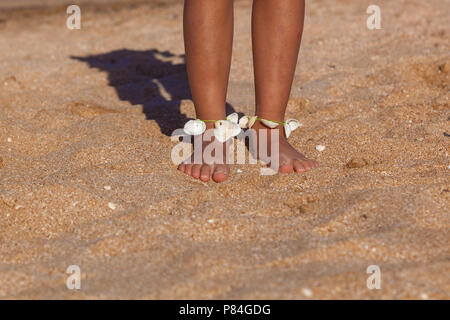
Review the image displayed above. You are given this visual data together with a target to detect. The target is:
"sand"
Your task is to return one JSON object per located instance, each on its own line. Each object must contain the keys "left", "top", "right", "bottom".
{"left": 0, "top": 0, "right": 448, "bottom": 299}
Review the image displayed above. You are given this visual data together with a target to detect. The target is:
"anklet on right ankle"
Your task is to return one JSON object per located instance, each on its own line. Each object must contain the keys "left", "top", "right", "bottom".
{"left": 240, "top": 116, "right": 301, "bottom": 138}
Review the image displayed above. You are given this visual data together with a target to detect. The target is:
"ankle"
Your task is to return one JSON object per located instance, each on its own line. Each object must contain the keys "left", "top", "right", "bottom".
{"left": 255, "top": 113, "right": 284, "bottom": 123}
{"left": 251, "top": 121, "right": 288, "bottom": 139}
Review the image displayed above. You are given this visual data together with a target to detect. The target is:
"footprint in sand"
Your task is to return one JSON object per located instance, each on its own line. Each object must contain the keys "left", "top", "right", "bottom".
{"left": 67, "top": 101, "right": 120, "bottom": 118}
{"left": 1, "top": 75, "right": 23, "bottom": 90}
{"left": 345, "top": 157, "right": 369, "bottom": 169}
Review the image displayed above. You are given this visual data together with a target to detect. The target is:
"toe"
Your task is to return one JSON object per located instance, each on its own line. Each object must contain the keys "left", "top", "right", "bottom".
{"left": 293, "top": 160, "right": 306, "bottom": 173}
{"left": 178, "top": 163, "right": 185, "bottom": 173}
{"left": 304, "top": 159, "right": 318, "bottom": 171}
{"left": 279, "top": 163, "right": 294, "bottom": 173}
{"left": 192, "top": 164, "right": 202, "bottom": 179}
{"left": 302, "top": 160, "right": 312, "bottom": 171}
{"left": 200, "top": 165, "right": 211, "bottom": 182}
{"left": 212, "top": 164, "right": 229, "bottom": 183}
{"left": 307, "top": 159, "right": 318, "bottom": 170}
{"left": 185, "top": 164, "right": 193, "bottom": 176}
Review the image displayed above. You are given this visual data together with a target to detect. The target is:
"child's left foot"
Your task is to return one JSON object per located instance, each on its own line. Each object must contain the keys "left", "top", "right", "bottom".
{"left": 252, "top": 120, "right": 319, "bottom": 173}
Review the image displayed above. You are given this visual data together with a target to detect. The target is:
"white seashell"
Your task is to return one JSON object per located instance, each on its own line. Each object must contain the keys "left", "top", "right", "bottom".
{"left": 239, "top": 116, "right": 248, "bottom": 128}
{"left": 230, "top": 122, "right": 241, "bottom": 136}
{"left": 420, "top": 293, "right": 429, "bottom": 300}
{"left": 284, "top": 119, "right": 301, "bottom": 138}
{"left": 284, "top": 123, "right": 292, "bottom": 138}
{"left": 316, "top": 144, "right": 326, "bottom": 152}
{"left": 213, "top": 129, "right": 227, "bottom": 142}
{"left": 248, "top": 116, "right": 257, "bottom": 128}
{"left": 108, "top": 202, "right": 117, "bottom": 210}
{"left": 184, "top": 119, "right": 206, "bottom": 135}
{"left": 301, "top": 288, "right": 313, "bottom": 297}
{"left": 226, "top": 112, "right": 239, "bottom": 124}
{"left": 214, "top": 120, "right": 241, "bottom": 142}
{"left": 286, "top": 119, "right": 301, "bottom": 131}
{"left": 260, "top": 118, "right": 279, "bottom": 129}
{"left": 238, "top": 115, "right": 257, "bottom": 128}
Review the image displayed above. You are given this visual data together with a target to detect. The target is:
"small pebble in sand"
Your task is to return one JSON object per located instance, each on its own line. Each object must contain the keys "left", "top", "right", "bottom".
{"left": 207, "top": 219, "right": 215, "bottom": 224}
{"left": 420, "top": 293, "right": 429, "bottom": 300}
{"left": 236, "top": 169, "right": 242, "bottom": 173}
{"left": 7, "top": 137, "right": 12, "bottom": 142}
{"left": 316, "top": 145, "right": 326, "bottom": 152}
{"left": 104, "top": 185, "right": 112, "bottom": 190}
{"left": 301, "top": 288, "right": 313, "bottom": 297}
{"left": 108, "top": 202, "right": 117, "bottom": 210}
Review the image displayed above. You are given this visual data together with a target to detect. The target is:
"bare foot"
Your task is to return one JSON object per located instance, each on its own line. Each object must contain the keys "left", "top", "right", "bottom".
{"left": 251, "top": 120, "right": 318, "bottom": 173}
{"left": 177, "top": 130, "right": 230, "bottom": 183}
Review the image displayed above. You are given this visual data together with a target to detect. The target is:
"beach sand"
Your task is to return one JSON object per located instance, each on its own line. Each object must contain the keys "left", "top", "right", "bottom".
{"left": 0, "top": 0, "right": 448, "bottom": 299}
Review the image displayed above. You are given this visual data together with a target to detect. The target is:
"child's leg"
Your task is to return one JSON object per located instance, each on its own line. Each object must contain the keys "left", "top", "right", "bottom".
{"left": 178, "top": 0, "right": 234, "bottom": 182}
{"left": 251, "top": 0, "right": 318, "bottom": 173}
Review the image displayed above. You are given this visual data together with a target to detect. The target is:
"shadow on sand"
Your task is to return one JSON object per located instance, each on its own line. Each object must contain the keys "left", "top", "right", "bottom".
{"left": 72, "top": 49, "right": 236, "bottom": 136}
